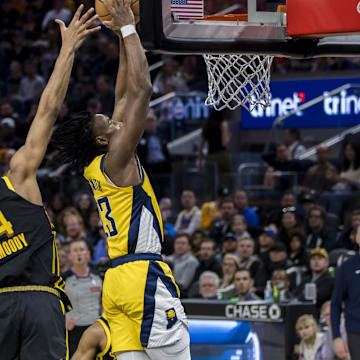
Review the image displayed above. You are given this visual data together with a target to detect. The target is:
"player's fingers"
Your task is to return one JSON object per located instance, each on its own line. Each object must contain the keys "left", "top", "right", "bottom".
{"left": 85, "top": 26, "right": 102, "bottom": 35}
{"left": 83, "top": 13, "right": 99, "bottom": 28}
{"left": 116, "top": 0, "right": 127, "bottom": 10}
{"left": 79, "top": 7, "right": 95, "bottom": 24}
{"left": 100, "top": 0, "right": 114, "bottom": 14}
{"left": 102, "top": 20, "right": 113, "bottom": 28}
{"left": 55, "top": 19, "right": 66, "bottom": 32}
{"left": 71, "top": 4, "right": 84, "bottom": 23}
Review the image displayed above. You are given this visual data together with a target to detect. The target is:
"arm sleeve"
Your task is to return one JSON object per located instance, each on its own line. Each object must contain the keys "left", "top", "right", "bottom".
{"left": 331, "top": 265, "right": 345, "bottom": 339}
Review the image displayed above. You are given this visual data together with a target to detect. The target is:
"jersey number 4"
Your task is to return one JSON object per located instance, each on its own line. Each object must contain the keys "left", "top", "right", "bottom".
{"left": 97, "top": 197, "right": 118, "bottom": 238}
{"left": 0, "top": 211, "right": 14, "bottom": 238}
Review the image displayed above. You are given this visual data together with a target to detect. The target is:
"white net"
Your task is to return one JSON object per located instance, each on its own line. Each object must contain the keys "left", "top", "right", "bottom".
{"left": 203, "top": 54, "right": 274, "bottom": 112}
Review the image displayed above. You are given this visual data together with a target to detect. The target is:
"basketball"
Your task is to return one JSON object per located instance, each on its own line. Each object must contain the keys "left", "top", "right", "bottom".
{"left": 95, "top": 0, "right": 140, "bottom": 24}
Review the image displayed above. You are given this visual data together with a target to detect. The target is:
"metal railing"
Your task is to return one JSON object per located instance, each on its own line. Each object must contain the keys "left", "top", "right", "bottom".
{"left": 299, "top": 124, "right": 360, "bottom": 160}
{"left": 237, "top": 163, "right": 299, "bottom": 192}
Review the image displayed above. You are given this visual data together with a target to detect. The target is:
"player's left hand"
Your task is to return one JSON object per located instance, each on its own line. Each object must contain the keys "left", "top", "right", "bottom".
{"left": 56, "top": 5, "right": 101, "bottom": 53}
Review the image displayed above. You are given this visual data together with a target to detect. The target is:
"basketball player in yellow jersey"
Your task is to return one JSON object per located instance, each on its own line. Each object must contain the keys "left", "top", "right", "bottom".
{"left": 72, "top": 315, "right": 115, "bottom": 360}
{"left": 53, "top": 1, "right": 190, "bottom": 359}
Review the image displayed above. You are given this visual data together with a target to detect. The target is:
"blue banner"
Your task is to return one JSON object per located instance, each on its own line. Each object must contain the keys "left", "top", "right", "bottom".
{"left": 241, "top": 77, "right": 360, "bottom": 129}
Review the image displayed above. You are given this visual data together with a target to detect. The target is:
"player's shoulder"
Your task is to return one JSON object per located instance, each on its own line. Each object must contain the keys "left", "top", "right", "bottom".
{"left": 84, "top": 154, "right": 105, "bottom": 177}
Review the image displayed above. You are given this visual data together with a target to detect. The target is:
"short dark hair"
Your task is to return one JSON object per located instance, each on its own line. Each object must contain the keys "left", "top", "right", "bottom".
{"left": 181, "top": 189, "right": 196, "bottom": 197}
{"left": 235, "top": 268, "right": 252, "bottom": 279}
{"left": 52, "top": 111, "right": 105, "bottom": 170}
{"left": 69, "top": 238, "right": 89, "bottom": 251}
{"left": 219, "top": 197, "right": 234, "bottom": 207}
{"left": 269, "top": 242, "right": 287, "bottom": 253}
{"left": 192, "top": 229, "right": 205, "bottom": 238}
{"left": 174, "top": 232, "right": 191, "bottom": 244}
{"left": 200, "top": 238, "right": 216, "bottom": 250}
{"left": 308, "top": 205, "right": 326, "bottom": 222}
{"left": 282, "top": 191, "right": 296, "bottom": 199}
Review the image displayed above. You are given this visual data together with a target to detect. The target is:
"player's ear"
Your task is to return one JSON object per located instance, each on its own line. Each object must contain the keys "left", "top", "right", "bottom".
{"left": 95, "top": 135, "right": 108, "bottom": 147}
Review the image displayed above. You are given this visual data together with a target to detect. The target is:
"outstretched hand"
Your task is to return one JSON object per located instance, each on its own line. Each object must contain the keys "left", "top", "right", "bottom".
{"left": 101, "top": 0, "right": 135, "bottom": 35}
{"left": 56, "top": 4, "right": 101, "bottom": 52}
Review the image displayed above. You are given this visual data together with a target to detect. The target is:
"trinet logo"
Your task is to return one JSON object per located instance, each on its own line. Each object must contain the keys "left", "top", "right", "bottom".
{"left": 323, "top": 90, "right": 360, "bottom": 115}
{"left": 250, "top": 92, "right": 305, "bottom": 118}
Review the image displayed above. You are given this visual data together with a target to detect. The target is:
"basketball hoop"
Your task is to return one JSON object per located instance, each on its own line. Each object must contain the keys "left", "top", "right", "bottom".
{"left": 203, "top": 53, "right": 274, "bottom": 112}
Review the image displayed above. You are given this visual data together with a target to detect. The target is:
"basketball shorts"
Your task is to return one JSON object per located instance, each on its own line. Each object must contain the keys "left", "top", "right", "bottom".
{"left": 102, "top": 253, "right": 189, "bottom": 354}
{"left": 0, "top": 288, "right": 68, "bottom": 360}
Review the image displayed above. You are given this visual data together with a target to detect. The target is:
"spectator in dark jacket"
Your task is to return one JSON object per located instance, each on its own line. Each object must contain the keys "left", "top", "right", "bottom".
{"left": 192, "top": 238, "right": 223, "bottom": 283}
{"left": 305, "top": 205, "right": 335, "bottom": 252}
{"left": 294, "top": 248, "right": 334, "bottom": 310}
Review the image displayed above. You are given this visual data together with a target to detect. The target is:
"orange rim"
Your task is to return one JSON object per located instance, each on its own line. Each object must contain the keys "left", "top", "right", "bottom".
{"left": 202, "top": 14, "right": 248, "bottom": 22}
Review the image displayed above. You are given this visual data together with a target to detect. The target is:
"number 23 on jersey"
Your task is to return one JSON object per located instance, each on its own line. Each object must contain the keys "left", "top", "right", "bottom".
{"left": 97, "top": 197, "right": 118, "bottom": 238}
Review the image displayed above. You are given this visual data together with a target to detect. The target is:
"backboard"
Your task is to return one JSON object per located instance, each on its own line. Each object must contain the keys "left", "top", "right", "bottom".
{"left": 138, "top": 0, "right": 360, "bottom": 58}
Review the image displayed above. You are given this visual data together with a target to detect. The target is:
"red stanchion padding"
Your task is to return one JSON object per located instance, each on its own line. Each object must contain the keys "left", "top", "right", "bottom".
{"left": 287, "top": 0, "right": 360, "bottom": 38}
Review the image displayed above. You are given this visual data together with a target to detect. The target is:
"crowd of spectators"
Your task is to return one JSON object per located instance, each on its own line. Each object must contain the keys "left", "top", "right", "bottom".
{"left": 2, "top": 1, "right": 360, "bottom": 359}
{"left": 2, "top": 1, "right": 360, "bottom": 176}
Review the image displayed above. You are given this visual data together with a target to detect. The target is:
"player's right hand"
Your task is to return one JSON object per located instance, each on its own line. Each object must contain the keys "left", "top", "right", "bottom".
{"left": 334, "top": 337, "right": 350, "bottom": 360}
{"left": 56, "top": 5, "right": 101, "bottom": 53}
{"left": 101, "top": 0, "right": 135, "bottom": 35}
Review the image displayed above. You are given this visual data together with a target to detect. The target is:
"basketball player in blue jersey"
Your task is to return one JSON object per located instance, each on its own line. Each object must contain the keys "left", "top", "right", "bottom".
{"left": 0, "top": 6, "right": 100, "bottom": 359}
{"left": 53, "top": 1, "right": 190, "bottom": 359}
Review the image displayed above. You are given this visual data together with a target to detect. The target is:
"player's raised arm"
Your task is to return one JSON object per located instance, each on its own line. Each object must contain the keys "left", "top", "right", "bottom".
{"left": 7, "top": 6, "right": 100, "bottom": 192}
{"left": 115, "top": 34, "right": 128, "bottom": 110}
{"left": 101, "top": 0, "right": 152, "bottom": 173}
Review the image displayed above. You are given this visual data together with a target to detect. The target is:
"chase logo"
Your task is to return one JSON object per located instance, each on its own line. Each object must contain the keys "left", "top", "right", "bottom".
{"left": 165, "top": 308, "right": 178, "bottom": 329}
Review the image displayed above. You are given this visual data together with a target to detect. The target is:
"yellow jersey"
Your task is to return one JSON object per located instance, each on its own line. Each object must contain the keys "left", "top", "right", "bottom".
{"left": 84, "top": 155, "right": 163, "bottom": 259}
{"left": 201, "top": 201, "right": 220, "bottom": 230}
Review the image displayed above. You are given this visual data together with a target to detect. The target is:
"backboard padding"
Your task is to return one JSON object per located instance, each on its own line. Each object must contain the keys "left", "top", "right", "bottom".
{"left": 138, "top": 0, "right": 360, "bottom": 58}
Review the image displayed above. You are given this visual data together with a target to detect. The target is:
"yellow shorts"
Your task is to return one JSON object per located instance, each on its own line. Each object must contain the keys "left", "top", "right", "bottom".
{"left": 102, "top": 254, "right": 188, "bottom": 354}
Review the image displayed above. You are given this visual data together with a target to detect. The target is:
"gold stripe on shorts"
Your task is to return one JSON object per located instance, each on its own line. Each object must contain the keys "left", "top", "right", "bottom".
{"left": 0, "top": 285, "right": 60, "bottom": 298}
